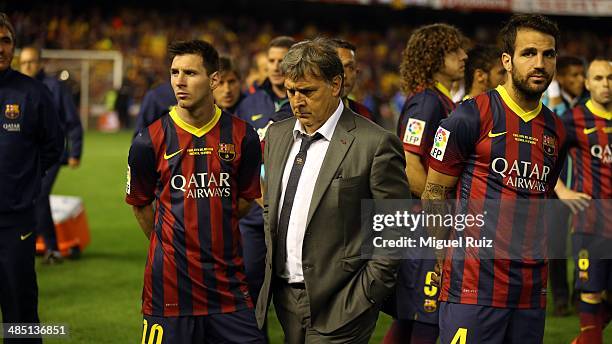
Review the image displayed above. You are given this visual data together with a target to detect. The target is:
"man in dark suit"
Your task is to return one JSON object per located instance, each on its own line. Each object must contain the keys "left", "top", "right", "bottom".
{"left": 256, "top": 37, "right": 410, "bottom": 343}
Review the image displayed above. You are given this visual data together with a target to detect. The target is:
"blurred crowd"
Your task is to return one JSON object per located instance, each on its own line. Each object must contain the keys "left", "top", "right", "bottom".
{"left": 8, "top": 5, "right": 612, "bottom": 129}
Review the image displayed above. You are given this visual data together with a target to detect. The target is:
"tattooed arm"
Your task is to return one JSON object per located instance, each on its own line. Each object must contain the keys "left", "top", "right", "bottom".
{"left": 422, "top": 168, "right": 458, "bottom": 263}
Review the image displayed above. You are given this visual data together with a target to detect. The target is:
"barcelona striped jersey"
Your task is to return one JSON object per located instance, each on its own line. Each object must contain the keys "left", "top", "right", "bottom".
{"left": 428, "top": 85, "right": 567, "bottom": 308}
{"left": 126, "top": 105, "right": 261, "bottom": 316}
{"left": 563, "top": 100, "right": 612, "bottom": 238}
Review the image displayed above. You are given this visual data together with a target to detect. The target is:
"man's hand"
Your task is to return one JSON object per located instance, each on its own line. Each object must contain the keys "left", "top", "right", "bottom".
{"left": 431, "top": 258, "right": 442, "bottom": 288}
{"left": 238, "top": 198, "right": 255, "bottom": 218}
{"left": 132, "top": 204, "right": 154, "bottom": 240}
{"left": 555, "top": 180, "right": 591, "bottom": 214}
{"left": 68, "top": 157, "right": 80, "bottom": 169}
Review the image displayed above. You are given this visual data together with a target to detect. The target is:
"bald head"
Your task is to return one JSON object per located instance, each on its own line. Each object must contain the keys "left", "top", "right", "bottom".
{"left": 585, "top": 59, "right": 611, "bottom": 107}
{"left": 586, "top": 59, "right": 611, "bottom": 78}
{"left": 19, "top": 46, "right": 42, "bottom": 77}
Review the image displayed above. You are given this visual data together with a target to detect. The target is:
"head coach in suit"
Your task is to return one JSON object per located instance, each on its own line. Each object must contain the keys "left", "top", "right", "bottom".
{"left": 256, "top": 37, "right": 410, "bottom": 343}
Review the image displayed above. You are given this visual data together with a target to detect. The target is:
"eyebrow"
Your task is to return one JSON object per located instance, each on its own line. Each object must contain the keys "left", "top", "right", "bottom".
{"left": 286, "top": 86, "right": 317, "bottom": 93}
{"left": 519, "top": 47, "right": 556, "bottom": 53}
{"left": 170, "top": 67, "right": 198, "bottom": 73}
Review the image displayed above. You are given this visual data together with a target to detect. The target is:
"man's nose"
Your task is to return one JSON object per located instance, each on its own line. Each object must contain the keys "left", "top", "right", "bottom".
{"left": 534, "top": 54, "right": 546, "bottom": 69}
{"left": 293, "top": 91, "right": 308, "bottom": 103}
{"left": 175, "top": 74, "right": 187, "bottom": 86}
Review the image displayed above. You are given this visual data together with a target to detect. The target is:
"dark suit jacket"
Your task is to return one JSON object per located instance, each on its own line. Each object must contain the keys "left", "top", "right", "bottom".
{"left": 256, "top": 107, "right": 410, "bottom": 333}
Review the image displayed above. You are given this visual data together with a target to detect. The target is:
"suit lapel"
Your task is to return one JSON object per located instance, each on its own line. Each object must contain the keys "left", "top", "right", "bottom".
{"left": 306, "top": 109, "right": 356, "bottom": 228}
{"left": 268, "top": 120, "right": 296, "bottom": 234}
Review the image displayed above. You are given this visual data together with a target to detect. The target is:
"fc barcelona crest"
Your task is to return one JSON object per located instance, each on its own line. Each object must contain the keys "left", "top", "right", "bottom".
{"left": 4, "top": 104, "right": 20, "bottom": 120}
{"left": 543, "top": 135, "right": 556, "bottom": 156}
{"left": 218, "top": 143, "right": 236, "bottom": 161}
{"left": 424, "top": 299, "right": 438, "bottom": 312}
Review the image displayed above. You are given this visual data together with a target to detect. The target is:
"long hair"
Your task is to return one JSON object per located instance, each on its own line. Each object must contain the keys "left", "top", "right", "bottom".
{"left": 400, "top": 24, "right": 464, "bottom": 94}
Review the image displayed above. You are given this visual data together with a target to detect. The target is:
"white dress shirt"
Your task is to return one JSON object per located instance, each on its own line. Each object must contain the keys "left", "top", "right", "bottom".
{"left": 279, "top": 100, "right": 344, "bottom": 283}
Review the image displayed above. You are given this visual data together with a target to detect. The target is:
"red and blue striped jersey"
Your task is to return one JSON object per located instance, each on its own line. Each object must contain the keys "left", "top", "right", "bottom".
{"left": 563, "top": 100, "right": 612, "bottom": 237}
{"left": 397, "top": 83, "right": 456, "bottom": 171}
{"left": 126, "top": 105, "right": 262, "bottom": 317}
{"left": 428, "top": 85, "right": 567, "bottom": 309}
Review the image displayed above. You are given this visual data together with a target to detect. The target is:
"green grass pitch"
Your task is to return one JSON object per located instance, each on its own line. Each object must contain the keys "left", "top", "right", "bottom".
{"left": 20, "top": 131, "right": 608, "bottom": 343}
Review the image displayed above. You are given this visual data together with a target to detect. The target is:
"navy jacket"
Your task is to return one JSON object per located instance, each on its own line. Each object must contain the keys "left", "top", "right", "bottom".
{"left": 0, "top": 68, "right": 64, "bottom": 226}
{"left": 133, "top": 82, "right": 175, "bottom": 138}
{"left": 235, "top": 78, "right": 293, "bottom": 132}
{"left": 36, "top": 70, "right": 83, "bottom": 162}
{"left": 235, "top": 78, "right": 292, "bottom": 228}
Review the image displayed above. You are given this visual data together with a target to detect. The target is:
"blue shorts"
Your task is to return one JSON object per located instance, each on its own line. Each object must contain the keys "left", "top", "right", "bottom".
{"left": 142, "top": 309, "right": 263, "bottom": 344}
{"left": 438, "top": 302, "right": 545, "bottom": 344}
{"left": 394, "top": 258, "right": 439, "bottom": 324}
{"left": 573, "top": 233, "right": 612, "bottom": 293}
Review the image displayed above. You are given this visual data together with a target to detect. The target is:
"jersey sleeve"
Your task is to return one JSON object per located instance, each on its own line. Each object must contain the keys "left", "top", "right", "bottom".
{"left": 428, "top": 100, "right": 481, "bottom": 176}
{"left": 549, "top": 115, "right": 569, "bottom": 192}
{"left": 238, "top": 124, "right": 262, "bottom": 200}
{"left": 398, "top": 93, "right": 444, "bottom": 157}
{"left": 59, "top": 82, "right": 83, "bottom": 159}
{"left": 126, "top": 130, "right": 158, "bottom": 206}
{"left": 561, "top": 108, "right": 578, "bottom": 147}
{"left": 37, "top": 85, "right": 64, "bottom": 172}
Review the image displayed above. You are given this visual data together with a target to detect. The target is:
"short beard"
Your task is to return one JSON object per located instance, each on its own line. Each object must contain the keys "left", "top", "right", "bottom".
{"left": 511, "top": 69, "right": 551, "bottom": 102}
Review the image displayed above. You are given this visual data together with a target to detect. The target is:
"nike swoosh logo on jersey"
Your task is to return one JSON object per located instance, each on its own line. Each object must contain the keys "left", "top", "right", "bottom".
{"left": 163, "top": 149, "right": 182, "bottom": 160}
{"left": 583, "top": 127, "right": 598, "bottom": 135}
{"left": 20, "top": 232, "right": 32, "bottom": 240}
{"left": 488, "top": 130, "right": 507, "bottom": 138}
{"left": 251, "top": 114, "right": 263, "bottom": 121}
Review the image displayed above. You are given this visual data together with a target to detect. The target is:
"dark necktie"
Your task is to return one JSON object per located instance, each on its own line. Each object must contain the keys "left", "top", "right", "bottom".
{"left": 275, "top": 132, "right": 323, "bottom": 277}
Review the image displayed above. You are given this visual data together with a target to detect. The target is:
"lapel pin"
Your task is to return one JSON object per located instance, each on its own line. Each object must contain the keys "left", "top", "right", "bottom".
{"left": 340, "top": 139, "right": 346, "bottom": 144}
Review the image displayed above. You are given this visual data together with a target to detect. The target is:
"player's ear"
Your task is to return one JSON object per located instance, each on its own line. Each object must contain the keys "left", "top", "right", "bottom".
{"left": 501, "top": 52, "right": 512, "bottom": 73}
{"left": 210, "top": 71, "right": 220, "bottom": 90}
{"left": 331, "top": 74, "right": 342, "bottom": 97}
{"left": 584, "top": 78, "right": 591, "bottom": 93}
{"left": 475, "top": 69, "right": 486, "bottom": 83}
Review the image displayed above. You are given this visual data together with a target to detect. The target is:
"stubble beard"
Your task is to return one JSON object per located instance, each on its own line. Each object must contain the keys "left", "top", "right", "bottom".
{"left": 511, "top": 69, "right": 552, "bottom": 103}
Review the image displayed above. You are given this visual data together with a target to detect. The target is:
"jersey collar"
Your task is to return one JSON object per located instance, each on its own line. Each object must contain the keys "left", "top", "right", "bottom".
{"left": 496, "top": 85, "right": 542, "bottom": 123}
{"left": 586, "top": 99, "right": 612, "bottom": 120}
{"left": 434, "top": 82, "right": 453, "bottom": 101}
{"left": 169, "top": 105, "right": 222, "bottom": 137}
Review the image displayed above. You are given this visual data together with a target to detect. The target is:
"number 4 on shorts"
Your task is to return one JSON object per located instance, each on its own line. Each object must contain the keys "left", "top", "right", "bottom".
{"left": 451, "top": 327, "right": 468, "bottom": 344}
